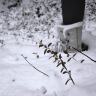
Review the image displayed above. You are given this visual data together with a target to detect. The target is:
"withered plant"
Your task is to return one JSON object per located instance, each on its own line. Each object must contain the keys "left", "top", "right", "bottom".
{"left": 39, "top": 40, "right": 75, "bottom": 85}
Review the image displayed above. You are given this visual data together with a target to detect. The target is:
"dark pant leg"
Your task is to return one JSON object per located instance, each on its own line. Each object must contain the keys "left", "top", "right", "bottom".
{"left": 61, "top": 0, "right": 85, "bottom": 25}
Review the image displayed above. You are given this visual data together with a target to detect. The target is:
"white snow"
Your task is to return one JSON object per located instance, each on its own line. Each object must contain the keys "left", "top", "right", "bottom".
{"left": 0, "top": 0, "right": 96, "bottom": 96}
{"left": 0, "top": 27, "right": 96, "bottom": 96}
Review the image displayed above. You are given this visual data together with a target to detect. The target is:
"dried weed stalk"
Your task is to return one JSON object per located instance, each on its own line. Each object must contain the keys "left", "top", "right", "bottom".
{"left": 21, "top": 54, "right": 49, "bottom": 77}
{"left": 39, "top": 40, "right": 75, "bottom": 85}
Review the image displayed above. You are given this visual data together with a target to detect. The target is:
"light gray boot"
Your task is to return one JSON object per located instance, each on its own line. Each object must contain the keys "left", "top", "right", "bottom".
{"left": 57, "top": 22, "right": 83, "bottom": 53}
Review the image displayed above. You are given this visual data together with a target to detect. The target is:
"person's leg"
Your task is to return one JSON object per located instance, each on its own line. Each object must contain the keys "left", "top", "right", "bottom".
{"left": 57, "top": 0, "right": 86, "bottom": 52}
{"left": 61, "top": 0, "right": 85, "bottom": 25}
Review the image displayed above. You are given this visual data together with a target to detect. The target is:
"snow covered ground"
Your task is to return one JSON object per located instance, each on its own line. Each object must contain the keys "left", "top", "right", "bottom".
{"left": 0, "top": 27, "right": 96, "bottom": 96}
{"left": 0, "top": 0, "right": 96, "bottom": 96}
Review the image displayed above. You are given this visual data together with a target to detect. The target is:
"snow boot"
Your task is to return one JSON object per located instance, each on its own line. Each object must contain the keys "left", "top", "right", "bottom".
{"left": 57, "top": 21, "right": 83, "bottom": 53}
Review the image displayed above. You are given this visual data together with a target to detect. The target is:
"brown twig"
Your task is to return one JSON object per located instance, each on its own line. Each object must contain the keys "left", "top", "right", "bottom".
{"left": 68, "top": 71, "right": 75, "bottom": 85}
{"left": 72, "top": 47, "right": 96, "bottom": 63}
{"left": 61, "top": 59, "right": 75, "bottom": 85}
{"left": 39, "top": 42, "right": 75, "bottom": 85}
{"left": 21, "top": 54, "right": 49, "bottom": 77}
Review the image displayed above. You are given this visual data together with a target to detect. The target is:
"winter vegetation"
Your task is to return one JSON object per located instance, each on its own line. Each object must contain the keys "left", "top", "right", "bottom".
{"left": 84, "top": 0, "right": 96, "bottom": 31}
{"left": 0, "top": 0, "right": 96, "bottom": 96}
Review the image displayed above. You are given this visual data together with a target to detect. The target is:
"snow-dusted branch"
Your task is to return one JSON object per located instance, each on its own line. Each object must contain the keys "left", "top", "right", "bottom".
{"left": 21, "top": 54, "right": 49, "bottom": 77}
{"left": 72, "top": 47, "right": 96, "bottom": 63}
{"left": 39, "top": 42, "right": 75, "bottom": 85}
